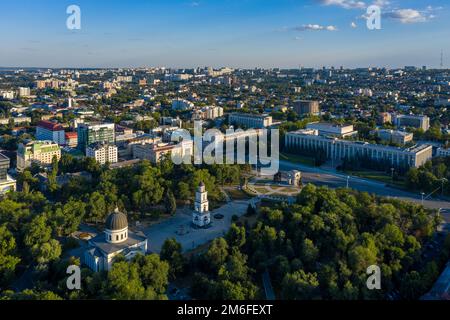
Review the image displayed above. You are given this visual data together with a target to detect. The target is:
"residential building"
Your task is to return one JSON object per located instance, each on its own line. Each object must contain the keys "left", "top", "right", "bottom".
{"left": 17, "top": 140, "right": 61, "bottom": 171}
{"left": 18, "top": 87, "right": 31, "bottom": 97}
{"left": 36, "top": 121, "right": 66, "bottom": 145}
{"left": 77, "top": 123, "right": 115, "bottom": 152}
{"left": 285, "top": 129, "right": 432, "bottom": 168}
{"left": 293, "top": 100, "right": 320, "bottom": 115}
{"left": 0, "top": 117, "right": 31, "bottom": 126}
{"left": 86, "top": 142, "right": 118, "bottom": 165}
{"left": 395, "top": 115, "right": 430, "bottom": 131}
{"left": 229, "top": 113, "right": 272, "bottom": 128}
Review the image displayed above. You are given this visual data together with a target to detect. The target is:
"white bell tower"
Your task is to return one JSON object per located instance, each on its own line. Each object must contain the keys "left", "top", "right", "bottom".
{"left": 193, "top": 182, "right": 211, "bottom": 227}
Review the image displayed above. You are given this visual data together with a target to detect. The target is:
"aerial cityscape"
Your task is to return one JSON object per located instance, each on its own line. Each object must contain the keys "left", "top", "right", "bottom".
{"left": 1, "top": 0, "right": 450, "bottom": 308}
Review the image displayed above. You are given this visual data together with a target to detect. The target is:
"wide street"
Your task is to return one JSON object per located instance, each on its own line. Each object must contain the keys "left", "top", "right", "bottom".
{"left": 278, "top": 159, "right": 450, "bottom": 211}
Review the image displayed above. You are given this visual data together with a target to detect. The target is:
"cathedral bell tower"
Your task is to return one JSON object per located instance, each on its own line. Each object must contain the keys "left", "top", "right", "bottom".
{"left": 192, "top": 182, "right": 211, "bottom": 227}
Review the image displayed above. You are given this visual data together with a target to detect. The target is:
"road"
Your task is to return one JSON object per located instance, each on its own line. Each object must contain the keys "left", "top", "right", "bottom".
{"left": 278, "top": 160, "right": 450, "bottom": 212}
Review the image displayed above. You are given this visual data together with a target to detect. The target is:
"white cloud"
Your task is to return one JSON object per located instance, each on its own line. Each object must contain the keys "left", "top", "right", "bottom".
{"left": 295, "top": 24, "right": 338, "bottom": 31}
{"left": 317, "top": 0, "right": 366, "bottom": 9}
{"left": 351, "top": 22, "right": 357, "bottom": 28}
{"left": 384, "top": 9, "right": 430, "bottom": 23}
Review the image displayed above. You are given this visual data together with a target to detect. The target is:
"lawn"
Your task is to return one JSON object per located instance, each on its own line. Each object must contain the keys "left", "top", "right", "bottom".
{"left": 226, "top": 188, "right": 251, "bottom": 200}
{"left": 280, "top": 152, "right": 315, "bottom": 166}
{"left": 346, "top": 170, "right": 406, "bottom": 189}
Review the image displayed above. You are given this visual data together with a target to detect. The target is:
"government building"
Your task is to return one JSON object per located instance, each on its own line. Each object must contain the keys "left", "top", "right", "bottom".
{"left": 229, "top": 113, "right": 272, "bottom": 129}
{"left": 285, "top": 129, "right": 432, "bottom": 168}
{"left": 84, "top": 208, "right": 147, "bottom": 272}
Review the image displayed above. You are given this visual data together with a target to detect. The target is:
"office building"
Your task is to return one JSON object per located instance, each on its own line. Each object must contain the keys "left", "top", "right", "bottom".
{"left": 36, "top": 121, "right": 66, "bottom": 145}
{"left": 17, "top": 141, "right": 61, "bottom": 171}
{"left": 285, "top": 129, "right": 432, "bottom": 168}
{"left": 77, "top": 123, "right": 115, "bottom": 152}
{"left": 0, "top": 153, "right": 16, "bottom": 194}
{"left": 293, "top": 100, "right": 320, "bottom": 115}
{"left": 229, "top": 113, "right": 272, "bottom": 129}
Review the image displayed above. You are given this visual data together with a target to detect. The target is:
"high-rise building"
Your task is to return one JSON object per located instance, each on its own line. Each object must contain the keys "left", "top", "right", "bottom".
{"left": 293, "top": 100, "right": 320, "bottom": 115}
{"left": 77, "top": 123, "right": 115, "bottom": 152}
{"left": 0, "top": 153, "right": 16, "bottom": 194}
{"left": 17, "top": 141, "right": 61, "bottom": 171}
{"left": 36, "top": 121, "right": 66, "bottom": 145}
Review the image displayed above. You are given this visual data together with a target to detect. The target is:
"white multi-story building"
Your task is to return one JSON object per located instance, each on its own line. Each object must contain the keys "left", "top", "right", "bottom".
{"left": 86, "top": 143, "right": 118, "bottom": 165}
{"left": 285, "top": 129, "right": 432, "bottom": 168}
{"left": 1, "top": 91, "right": 15, "bottom": 100}
{"left": 205, "top": 106, "right": 224, "bottom": 119}
{"left": 36, "top": 121, "right": 66, "bottom": 145}
{"left": 18, "top": 87, "right": 31, "bottom": 97}
{"left": 229, "top": 113, "right": 272, "bottom": 129}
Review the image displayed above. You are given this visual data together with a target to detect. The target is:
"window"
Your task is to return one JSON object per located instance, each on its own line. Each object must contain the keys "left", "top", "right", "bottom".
{"left": 116, "top": 235, "right": 118, "bottom": 241}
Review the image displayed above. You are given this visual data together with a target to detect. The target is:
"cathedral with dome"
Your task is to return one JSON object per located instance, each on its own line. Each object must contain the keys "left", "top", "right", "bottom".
{"left": 84, "top": 208, "right": 147, "bottom": 272}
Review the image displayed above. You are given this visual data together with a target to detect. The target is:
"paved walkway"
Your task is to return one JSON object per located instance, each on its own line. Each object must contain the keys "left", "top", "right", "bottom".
{"left": 142, "top": 200, "right": 251, "bottom": 253}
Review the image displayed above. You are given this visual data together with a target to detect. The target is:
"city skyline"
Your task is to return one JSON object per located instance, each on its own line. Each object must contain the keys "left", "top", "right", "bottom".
{"left": 1, "top": 0, "right": 450, "bottom": 69}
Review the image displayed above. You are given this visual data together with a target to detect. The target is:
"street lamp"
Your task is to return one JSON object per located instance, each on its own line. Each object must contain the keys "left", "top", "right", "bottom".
{"left": 421, "top": 192, "right": 425, "bottom": 205}
{"left": 346, "top": 176, "right": 350, "bottom": 188}
{"left": 441, "top": 178, "right": 447, "bottom": 196}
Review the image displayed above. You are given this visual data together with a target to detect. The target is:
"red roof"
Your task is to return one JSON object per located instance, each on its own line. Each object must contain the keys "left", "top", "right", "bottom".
{"left": 37, "top": 120, "right": 64, "bottom": 131}
{"left": 65, "top": 132, "right": 77, "bottom": 139}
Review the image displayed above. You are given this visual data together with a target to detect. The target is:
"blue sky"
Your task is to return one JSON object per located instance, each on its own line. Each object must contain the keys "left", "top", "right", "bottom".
{"left": 0, "top": 0, "right": 449, "bottom": 68}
